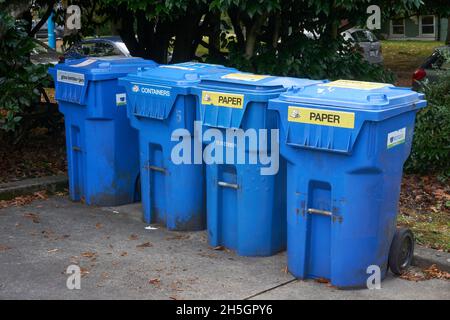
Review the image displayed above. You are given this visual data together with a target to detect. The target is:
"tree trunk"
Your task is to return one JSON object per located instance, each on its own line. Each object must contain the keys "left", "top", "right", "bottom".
{"left": 171, "top": 11, "right": 203, "bottom": 63}
{"left": 244, "top": 14, "right": 267, "bottom": 59}
{"left": 136, "top": 10, "right": 155, "bottom": 57}
{"left": 446, "top": 17, "right": 450, "bottom": 45}
{"left": 29, "top": 1, "right": 55, "bottom": 37}
{"left": 207, "top": 11, "right": 221, "bottom": 59}
{"left": 149, "top": 20, "right": 172, "bottom": 64}
{"left": 117, "top": 7, "right": 143, "bottom": 57}
{"left": 228, "top": 8, "right": 245, "bottom": 51}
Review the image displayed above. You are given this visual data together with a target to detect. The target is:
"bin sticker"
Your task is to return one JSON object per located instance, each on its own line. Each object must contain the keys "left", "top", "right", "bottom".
{"left": 57, "top": 70, "right": 85, "bottom": 86}
{"left": 159, "top": 65, "right": 195, "bottom": 71}
{"left": 202, "top": 91, "right": 244, "bottom": 109}
{"left": 320, "top": 80, "right": 389, "bottom": 90}
{"left": 287, "top": 106, "right": 355, "bottom": 129}
{"left": 116, "top": 93, "right": 126, "bottom": 106}
{"left": 221, "top": 73, "right": 270, "bottom": 82}
{"left": 130, "top": 83, "right": 171, "bottom": 97}
{"left": 71, "top": 59, "right": 97, "bottom": 68}
{"left": 387, "top": 127, "right": 406, "bottom": 149}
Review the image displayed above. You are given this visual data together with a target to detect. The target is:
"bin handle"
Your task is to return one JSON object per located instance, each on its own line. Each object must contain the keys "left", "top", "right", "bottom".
{"left": 146, "top": 165, "right": 166, "bottom": 174}
{"left": 307, "top": 208, "right": 332, "bottom": 216}
{"left": 218, "top": 181, "right": 239, "bottom": 190}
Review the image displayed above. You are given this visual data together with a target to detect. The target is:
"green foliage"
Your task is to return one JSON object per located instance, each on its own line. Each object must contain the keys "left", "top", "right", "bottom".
{"left": 0, "top": 12, "right": 50, "bottom": 133}
{"left": 220, "top": 35, "right": 395, "bottom": 82}
{"left": 406, "top": 71, "right": 450, "bottom": 176}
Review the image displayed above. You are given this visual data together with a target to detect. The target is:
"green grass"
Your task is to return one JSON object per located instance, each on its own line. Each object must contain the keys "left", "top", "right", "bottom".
{"left": 381, "top": 40, "right": 445, "bottom": 85}
{"left": 398, "top": 211, "right": 450, "bottom": 252}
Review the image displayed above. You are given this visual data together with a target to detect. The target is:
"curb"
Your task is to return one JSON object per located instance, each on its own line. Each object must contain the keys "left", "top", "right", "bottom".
{"left": 413, "top": 245, "right": 450, "bottom": 272}
{"left": 0, "top": 175, "right": 68, "bottom": 201}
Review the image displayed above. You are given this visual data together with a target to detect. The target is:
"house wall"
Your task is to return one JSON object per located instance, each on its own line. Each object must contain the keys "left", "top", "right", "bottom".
{"left": 439, "top": 18, "right": 448, "bottom": 42}
{"left": 381, "top": 16, "right": 448, "bottom": 41}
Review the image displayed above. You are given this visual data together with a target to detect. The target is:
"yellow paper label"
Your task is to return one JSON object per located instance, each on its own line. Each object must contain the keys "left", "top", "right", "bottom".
{"left": 320, "top": 80, "right": 389, "bottom": 90}
{"left": 288, "top": 106, "right": 355, "bottom": 129}
{"left": 202, "top": 91, "right": 244, "bottom": 109}
{"left": 221, "top": 73, "right": 270, "bottom": 82}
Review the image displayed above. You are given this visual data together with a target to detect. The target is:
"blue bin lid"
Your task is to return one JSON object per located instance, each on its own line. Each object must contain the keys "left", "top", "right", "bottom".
{"left": 49, "top": 57, "right": 158, "bottom": 81}
{"left": 120, "top": 62, "right": 237, "bottom": 87}
{"left": 197, "top": 72, "right": 321, "bottom": 94}
{"left": 278, "top": 79, "right": 425, "bottom": 111}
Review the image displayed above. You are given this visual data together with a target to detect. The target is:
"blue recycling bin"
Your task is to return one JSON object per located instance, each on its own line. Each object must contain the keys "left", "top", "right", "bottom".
{"left": 268, "top": 80, "right": 427, "bottom": 287}
{"left": 192, "top": 73, "right": 323, "bottom": 256}
{"left": 118, "top": 62, "right": 237, "bottom": 231}
{"left": 49, "top": 57, "right": 158, "bottom": 206}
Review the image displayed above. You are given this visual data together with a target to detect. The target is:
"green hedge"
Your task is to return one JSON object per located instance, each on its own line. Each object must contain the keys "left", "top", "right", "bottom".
{"left": 0, "top": 12, "right": 50, "bottom": 138}
{"left": 406, "top": 72, "right": 450, "bottom": 177}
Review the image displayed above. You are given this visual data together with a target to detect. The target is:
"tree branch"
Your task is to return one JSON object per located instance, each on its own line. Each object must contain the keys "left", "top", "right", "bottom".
{"left": 29, "top": 0, "right": 56, "bottom": 37}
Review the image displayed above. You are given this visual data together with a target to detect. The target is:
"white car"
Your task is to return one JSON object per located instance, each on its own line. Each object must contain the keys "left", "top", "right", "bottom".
{"left": 341, "top": 28, "right": 383, "bottom": 64}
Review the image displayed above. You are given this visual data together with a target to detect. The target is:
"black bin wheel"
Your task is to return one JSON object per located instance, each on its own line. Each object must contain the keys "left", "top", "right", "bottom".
{"left": 388, "top": 227, "right": 415, "bottom": 275}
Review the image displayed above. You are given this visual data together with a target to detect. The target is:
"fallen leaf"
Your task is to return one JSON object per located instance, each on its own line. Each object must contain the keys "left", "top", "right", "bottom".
{"left": 315, "top": 277, "right": 330, "bottom": 284}
{"left": 400, "top": 271, "right": 425, "bottom": 282}
{"left": 213, "top": 246, "right": 224, "bottom": 251}
{"left": 81, "top": 251, "right": 97, "bottom": 258}
{"left": 120, "top": 251, "right": 128, "bottom": 257}
{"left": 128, "top": 234, "right": 138, "bottom": 240}
{"left": 34, "top": 191, "right": 47, "bottom": 200}
{"left": 95, "top": 223, "right": 103, "bottom": 229}
{"left": 80, "top": 267, "right": 90, "bottom": 277}
{"left": 23, "top": 212, "right": 40, "bottom": 223}
{"left": 149, "top": 278, "right": 160, "bottom": 285}
{"left": 0, "top": 244, "right": 11, "bottom": 251}
{"left": 423, "top": 264, "right": 450, "bottom": 280}
{"left": 136, "top": 242, "right": 153, "bottom": 248}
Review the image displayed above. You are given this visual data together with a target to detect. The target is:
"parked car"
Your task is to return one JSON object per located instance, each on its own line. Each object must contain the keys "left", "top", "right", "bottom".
{"left": 303, "top": 28, "right": 383, "bottom": 64}
{"left": 64, "top": 36, "right": 131, "bottom": 59}
{"left": 32, "top": 20, "right": 64, "bottom": 39}
{"left": 30, "top": 39, "right": 63, "bottom": 65}
{"left": 341, "top": 28, "right": 383, "bottom": 64}
{"left": 412, "top": 45, "right": 450, "bottom": 91}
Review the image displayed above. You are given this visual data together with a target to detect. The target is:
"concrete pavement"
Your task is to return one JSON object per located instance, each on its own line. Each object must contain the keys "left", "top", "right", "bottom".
{"left": 0, "top": 196, "right": 448, "bottom": 300}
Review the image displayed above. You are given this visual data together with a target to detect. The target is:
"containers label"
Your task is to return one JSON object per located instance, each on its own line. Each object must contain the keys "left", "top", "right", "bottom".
{"left": 320, "top": 80, "right": 389, "bottom": 90}
{"left": 221, "top": 73, "right": 270, "bottom": 82}
{"left": 287, "top": 106, "right": 355, "bottom": 129}
{"left": 57, "top": 70, "right": 85, "bottom": 86}
{"left": 131, "top": 83, "right": 171, "bottom": 97}
{"left": 387, "top": 127, "right": 406, "bottom": 149}
{"left": 202, "top": 91, "right": 244, "bottom": 109}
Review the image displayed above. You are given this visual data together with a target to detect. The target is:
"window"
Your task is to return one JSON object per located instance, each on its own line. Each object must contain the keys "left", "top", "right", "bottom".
{"left": 420, "top": 15, "right": 435, "bottom": 36}
{"left": 391, "top": 19, "right": 405, "bottom": 35}
{"left": 74, "top": 42, "right": 121, "bottom": 57}
{"left": 94, "top": 42, "right": 120, "bottom": 57}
